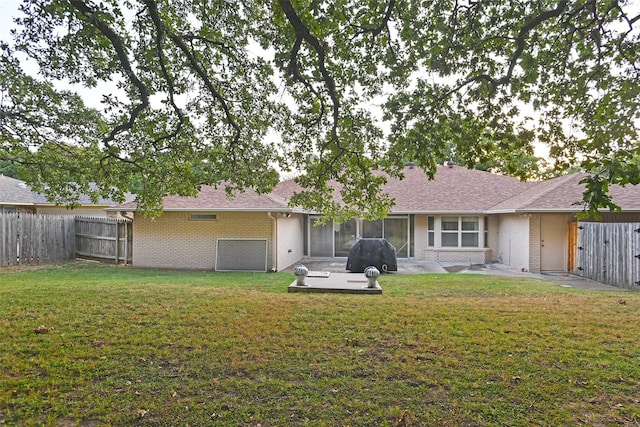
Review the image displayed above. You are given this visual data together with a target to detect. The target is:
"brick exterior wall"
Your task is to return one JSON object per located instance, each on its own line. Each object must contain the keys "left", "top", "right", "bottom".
{"left": 528, "top": 214, "right": 541, "bottom": 273}
{"left": 423, "top": 248, "right": 491, "bottom": 263}
{"left": 487, "top": 215, "right": 500, "bottom": 261}
{"left": 133, "top": 211, "right": 273, "bottom": 270}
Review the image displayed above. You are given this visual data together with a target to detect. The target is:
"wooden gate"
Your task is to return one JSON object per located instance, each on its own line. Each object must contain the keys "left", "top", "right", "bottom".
{"left": 75, "top": 217, "right": 132, "bottom": 264}
{"left": 575, "top": 222, "right": 640, "bottom": 290}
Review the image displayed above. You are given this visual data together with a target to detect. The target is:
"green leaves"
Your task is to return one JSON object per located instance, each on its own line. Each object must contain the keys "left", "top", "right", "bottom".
{"left": 1, "top": 0, "right": 639, "bottom": 217}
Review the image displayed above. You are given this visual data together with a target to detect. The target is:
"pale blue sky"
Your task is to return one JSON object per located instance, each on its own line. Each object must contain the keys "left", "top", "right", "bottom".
{"left": 0, "top": 0, "right": 21, "bottom": 41}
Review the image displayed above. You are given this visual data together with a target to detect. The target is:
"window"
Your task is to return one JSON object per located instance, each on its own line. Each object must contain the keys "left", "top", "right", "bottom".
{"left": 484, "top": 217, "right": 489, "bottom": 248}
{"left": 440, "top": 216, "right": 480, "bottom": 248}
{"left": 189, "top": 213, "right": 217, "bottom": 221}
{"left": 461, "top": 216, "right": 479, "bottom": 247}
{"left": 362, "top": 219, "right": 383, "bottom": 238}
{"left": 441, "top": 216, "right": 459, "bottom": 247}
{"left": 427, "top": 216, "right": 435, "bottom": 247}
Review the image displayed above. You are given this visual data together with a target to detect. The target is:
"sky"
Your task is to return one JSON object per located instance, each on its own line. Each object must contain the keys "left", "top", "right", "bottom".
{"left": 0, "top": 0, "right": 21, "bottom": 41}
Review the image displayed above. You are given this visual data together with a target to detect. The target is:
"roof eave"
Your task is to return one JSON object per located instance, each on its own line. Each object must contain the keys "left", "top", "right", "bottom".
{"left": 106, "top": 207, "right": 292, "bottom": 212}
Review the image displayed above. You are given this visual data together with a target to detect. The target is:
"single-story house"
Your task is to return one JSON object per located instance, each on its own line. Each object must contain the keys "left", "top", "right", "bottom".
{"left": 0, "top": 174, "right": 131, "bottom": 217}
{"left": 108, "top": 164, "right": 640, "bottom": 273}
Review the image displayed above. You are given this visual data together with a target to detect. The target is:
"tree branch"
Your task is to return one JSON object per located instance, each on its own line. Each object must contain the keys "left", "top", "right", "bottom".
{"left": 353, "top": 0, "right": 396, "bottom": 39}
{"left": 278, "top": 0, "right": 340, "bottom": 140}
{"left": 180, "top": 34, "right": 238, "bottom": 60}
{"left": 143, "top": 0, "right": 185, "bottom": 147}
{"left": 503, "top": 0, "right": 569, "bottom": 87}
{"left": 69, "top": 0, "right": 150, "bottom": 145}
{"left": 164, "top": 23, "right": 242, "bottom": 147}
{"left": 440, "top": 0, "right": 570, "bottom": 103}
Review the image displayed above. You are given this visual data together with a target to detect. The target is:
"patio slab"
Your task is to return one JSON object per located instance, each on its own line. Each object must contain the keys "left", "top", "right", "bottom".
{"left": 288, "top": 272, "right": 382, "bottom": 294}
{"left": 284, "top": 260, "right": 627, "bottom": 292}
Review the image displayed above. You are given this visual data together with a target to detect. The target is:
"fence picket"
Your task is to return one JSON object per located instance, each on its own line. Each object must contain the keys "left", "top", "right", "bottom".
{"left": 0, "top": 213, "right": 131, "bottom": 267}
{"left": 75, "top": 216, "right": 132, "bottom": 264}
{"left": 576, "top": 222, "right": 640, "bottom": 290}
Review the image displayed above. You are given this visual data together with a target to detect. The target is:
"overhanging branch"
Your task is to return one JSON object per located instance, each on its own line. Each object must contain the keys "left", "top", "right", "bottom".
{"left": 278, "top": 0, "right": 340, "bottom": 140}
{"left": 69, "top": 0, "right": 150, "bottom": 145}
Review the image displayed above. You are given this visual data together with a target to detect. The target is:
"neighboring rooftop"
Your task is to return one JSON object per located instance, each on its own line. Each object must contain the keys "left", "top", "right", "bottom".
{"left": 0, "top": 175, "right": 132, "bottom": 208}
{"left": 0, "top": 175, "right": 35, "bottom": 205}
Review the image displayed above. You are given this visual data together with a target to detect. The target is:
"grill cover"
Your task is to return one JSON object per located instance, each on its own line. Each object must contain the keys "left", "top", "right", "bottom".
{"left": 345, "top": 238, "right": 398, "bottom": 273}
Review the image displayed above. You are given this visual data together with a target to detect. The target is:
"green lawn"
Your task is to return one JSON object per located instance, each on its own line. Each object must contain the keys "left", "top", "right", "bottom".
{"left": 1, "top": 263, "right": 639, "bottom": 426}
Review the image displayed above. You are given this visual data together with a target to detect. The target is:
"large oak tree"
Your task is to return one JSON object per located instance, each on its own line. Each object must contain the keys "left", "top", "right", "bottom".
{"left": 1, "top": 0, "right": 638, "bottom": 219}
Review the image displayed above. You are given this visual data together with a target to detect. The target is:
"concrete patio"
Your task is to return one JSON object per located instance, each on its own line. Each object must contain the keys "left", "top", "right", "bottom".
{"left": 284, "top": 259, "right": 626, "bottom": 292}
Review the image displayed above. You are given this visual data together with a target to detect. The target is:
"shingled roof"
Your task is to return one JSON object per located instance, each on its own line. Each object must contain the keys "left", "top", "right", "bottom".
{"left": 1, "top": 175, "right": 132, "bottom": 208}
{"left": 490, "top": 172, "right": 640, "bottom": 212}
{"left": 380, "top": 165, "right": 531, "bottom": 213}
{"left": 0, "top": 175, "right": 35, "bottom": 205}
{"left": 273, "top": 165, "right": 531, "bottom": 213}
{"left": 113, "top": 184, "right": 289, "bottom": 212}
{"left": 110, "top": 165, "right": 640, "bottom": 214}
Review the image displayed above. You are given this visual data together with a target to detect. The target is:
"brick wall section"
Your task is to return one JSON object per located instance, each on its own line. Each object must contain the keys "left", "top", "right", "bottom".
{"left": 528, "top": 214, "right": 541, "bottom": 273}
{"left": 423, "top": 248, "right": 491, "bottom": 263}
{"left": 487, "top": 215, "right": 500, "bottom": 261}
{"left": 133, "top": 211, "right": 273, "bottom": 269}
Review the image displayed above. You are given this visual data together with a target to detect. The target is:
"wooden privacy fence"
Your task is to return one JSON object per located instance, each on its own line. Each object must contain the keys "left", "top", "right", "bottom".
{"left": 75, "top": 216, "right": 132, "bottom": 264}
{"left": 575, "top": 222, "right": 640, "bottom": 290}
{"left": 0, "top": 213, "right": 76, "bottom": 267}
{"left": 0, "top": 213, "right": 132, "bottom": 267}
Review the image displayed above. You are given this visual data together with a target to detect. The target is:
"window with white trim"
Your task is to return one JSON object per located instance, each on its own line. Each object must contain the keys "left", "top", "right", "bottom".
{"left": 484, "top": 216, "right": 489, "bottom": 248}
{"left": 440, "top": 216, "right": 480, "bottom": 247}
{"left": 461, "top": 216, "right": 479, "bottom": 247}
{"left": 427, "top": 216, "right": 435, "bottom": 247}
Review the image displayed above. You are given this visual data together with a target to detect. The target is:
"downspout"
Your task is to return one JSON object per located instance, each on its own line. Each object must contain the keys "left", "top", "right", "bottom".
{"left": 267, "top": 212, "right": 278, "bottom": 272}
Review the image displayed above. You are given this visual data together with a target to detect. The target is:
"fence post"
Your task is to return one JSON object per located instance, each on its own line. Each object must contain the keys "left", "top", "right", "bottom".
{"left": 114, "top": 220, "right": 119, "bottom": 264}
{"left": 124, "top": 221, "right": 129, "bottom": 265}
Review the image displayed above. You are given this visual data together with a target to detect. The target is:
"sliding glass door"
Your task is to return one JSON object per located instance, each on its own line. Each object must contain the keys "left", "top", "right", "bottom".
{"left": 308, "top": 215, "right": 411, "bottom": 258}
{"left": 383, "top": 217, "right": 408, "bottom": 257}
{"left": 334, "top": 219, "right": 357, "bottom": 257}
{"left": 309, "top": 216, "right": 333, "bottom": 257}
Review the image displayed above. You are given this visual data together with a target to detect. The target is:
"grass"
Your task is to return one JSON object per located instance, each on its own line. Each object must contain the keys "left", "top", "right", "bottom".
{"left": 1, "top": 262, "right": 639, "bottom": 426}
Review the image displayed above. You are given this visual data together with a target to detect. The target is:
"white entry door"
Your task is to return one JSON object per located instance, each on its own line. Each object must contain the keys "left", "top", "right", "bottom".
{"left": 540, "top": 214, "right": 567, "bottom": 272}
